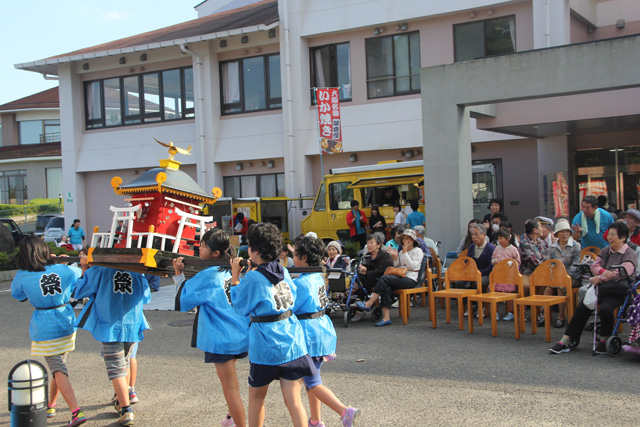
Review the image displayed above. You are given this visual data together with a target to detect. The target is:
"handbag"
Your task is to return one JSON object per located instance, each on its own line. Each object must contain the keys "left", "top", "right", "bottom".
{"left": 583, "top": 284, "right": 597, "bottom": 310}
{"left": 384, "top": 267, "right": 407, "bottom": 277}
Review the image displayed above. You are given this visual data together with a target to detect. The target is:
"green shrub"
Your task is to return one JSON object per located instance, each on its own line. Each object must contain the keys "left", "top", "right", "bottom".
{"left": 0, "top": 247, "right": 19, "bottom": 270}
{"left": 0, "top": 199, "right": 63, "bottom": 217}
{"left": 342, "top": 240, "right": 361, "bottom": 259}
{"left": 47, "top": 242, "right": 79, "bottom": 257}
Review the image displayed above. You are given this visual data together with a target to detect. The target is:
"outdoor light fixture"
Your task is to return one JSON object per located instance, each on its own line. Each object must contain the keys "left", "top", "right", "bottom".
{"left": 8, "top": 360, "right": 48, "bottom": 425}
{"left": 236, "top": 162, "right": 243, "bottom": 171}
{"left": 140, "top": 54, "right": 147, "bottom": 61}
{"left": 241, "top": 35, "right": 249, "bottom": 44}
{"left": 267, "top": 160, "right": 275, "bottom": 168}
{"left": 405, "top": 150, "right": 414, "bottom": 158}
{"left": 119, "top": 57, "right": 126, "bottom": 65}
{"left": 470, "top": 11, "right": 477, "bottom": 18}
{"left": 349, "top": 154, "right": 358, "bottom": 162}
{"left": 268, "top": 28, "right": 276, "bottom": 38}
{"left": 219, "top": 39, "right": 227, "bottom": 48}
{"left": 400, "top": 23, "right": 409, "bottom": 31}
{"left": 373, "top": 27, "right": 384, "bottom": 35}
{"left": 82, "top": 63, "right": 89, "bottom": 70}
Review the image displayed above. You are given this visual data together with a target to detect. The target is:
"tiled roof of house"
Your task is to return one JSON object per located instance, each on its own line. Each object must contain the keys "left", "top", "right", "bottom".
{"left": 46, "top": 0, "right": 278, "bottom": 60}
{"left": 0, "top": 87, "right": 59, "bottom": 111}
{"left": 0, "top": 142, "right": 61, "bottom": 160}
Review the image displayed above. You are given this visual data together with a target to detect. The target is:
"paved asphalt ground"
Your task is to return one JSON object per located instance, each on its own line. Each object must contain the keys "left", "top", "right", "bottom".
{"left": 1, "top": 278, "right": 639, "bottom": 426}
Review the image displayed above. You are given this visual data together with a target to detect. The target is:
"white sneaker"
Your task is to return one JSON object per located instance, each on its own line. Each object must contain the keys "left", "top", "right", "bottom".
{"left": 391, "top": 301, "right": 399, "bottom": 308}
{"left": 503, "top": 312, "right": 514, "bottom": 321}
{"left": 350, "top": 311, "right": 366, "bottom": 322}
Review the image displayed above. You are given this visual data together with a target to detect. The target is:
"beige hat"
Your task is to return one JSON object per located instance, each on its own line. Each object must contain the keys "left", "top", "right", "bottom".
{"left": 326, "top": 240, "right": 342, "bottom": 255}
{"left": 554, "top": 219, "right": 571, "bottom": 235}
{"left": 402, "top": 228, "right": 419, "bottom": 243}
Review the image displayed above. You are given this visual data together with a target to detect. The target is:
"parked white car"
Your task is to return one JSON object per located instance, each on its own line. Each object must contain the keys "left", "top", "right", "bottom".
{"left": 43, "top": 216, "right": 65, "bottom": 243}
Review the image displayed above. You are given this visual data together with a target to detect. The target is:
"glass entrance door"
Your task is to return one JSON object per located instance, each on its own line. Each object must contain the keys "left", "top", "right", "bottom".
{"left": 575, "top": 146, "right": 640, "bottom": 211}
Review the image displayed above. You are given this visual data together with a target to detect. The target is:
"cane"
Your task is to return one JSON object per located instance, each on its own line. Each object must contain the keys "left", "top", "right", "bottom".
{"left": 592, "top": 284, "right": 599, "bottom": 356}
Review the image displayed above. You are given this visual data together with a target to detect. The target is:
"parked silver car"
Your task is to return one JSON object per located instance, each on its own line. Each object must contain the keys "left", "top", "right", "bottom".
{"left": 43, "top": 216, "right": 65, "bottom": 243}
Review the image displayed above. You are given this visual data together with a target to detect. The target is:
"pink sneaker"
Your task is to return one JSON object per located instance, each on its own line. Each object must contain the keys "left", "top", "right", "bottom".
{"left": 341, "top": 407, "right": 361, "bottom": 427}
{"left": 221, "top": 414, "right": 235, "bottom": 427}
{"left": 308, "top": 420, "right": 326, "bottom": 427}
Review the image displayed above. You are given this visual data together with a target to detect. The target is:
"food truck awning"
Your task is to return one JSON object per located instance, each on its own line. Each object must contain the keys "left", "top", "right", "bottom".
{"left": 347, "top": 174, "right": 423, "bottom": 189}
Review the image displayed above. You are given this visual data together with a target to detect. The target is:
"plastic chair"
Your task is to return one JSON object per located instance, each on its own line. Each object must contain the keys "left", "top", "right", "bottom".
{"left": 580, "top": 246, "right": 601, "bottom": 261}
{"left": 392, "top": 256, "right": 431, "bottom": 325}
{"left": 513, "top": 260, "right": 573, "bottom": 342}
{"left": 468, "top": 259, "right": 523, "bottom": 336}
{"left": 429, "top": 256, "right": 482, "bottom": 330}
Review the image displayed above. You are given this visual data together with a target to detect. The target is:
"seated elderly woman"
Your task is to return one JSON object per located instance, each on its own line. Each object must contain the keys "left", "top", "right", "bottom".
{"left": 354, "top": 229, "right": 424, "bottom": 327}
{"left": 542, "top": 219, "right": 583, "bottom": 328}
{"left": 454, "top": 223, "right": 495, "bottom": 317}
{"left": 549, "top": 222, "right": 637, "bottom": 354}
{"left": 351, "top": 233, "right": 395, "bottom": 322}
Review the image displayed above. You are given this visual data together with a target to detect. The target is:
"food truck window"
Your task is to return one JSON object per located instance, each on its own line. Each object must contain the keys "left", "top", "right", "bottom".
{"left": 329, "top": 182, "right": 353, "bottom": 210}
{"left": 314, "top": 182, "right": 326, "bottom": 212}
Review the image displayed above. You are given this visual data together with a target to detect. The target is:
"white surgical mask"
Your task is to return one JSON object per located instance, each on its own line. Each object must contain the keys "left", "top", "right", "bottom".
{"left": 492, "top": 224, "right": 500, "bottom": 232}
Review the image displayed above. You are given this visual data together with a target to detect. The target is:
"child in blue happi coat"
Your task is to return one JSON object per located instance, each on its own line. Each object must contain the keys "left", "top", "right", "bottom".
{"left": 292, "top": 235, "right": 361, "bottom": 427}
{"left": 11, "top": 236, "right": 87, "bottom": 426}
{"left": 173, "top": 228, "right": 250, "bottom": 427}
{"left": 230, "top": 222, "right": 316, "bottom": 427}
{"left": 74, "top": 260, "right": 150, "bottom": 427}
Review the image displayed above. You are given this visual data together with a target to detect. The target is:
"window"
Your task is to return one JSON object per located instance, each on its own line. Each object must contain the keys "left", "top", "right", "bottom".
{"left": 18, "top": 120, "right": 61, "bottom": 145}
{"left": 0, "top": 170, "right": 27, "bottom": 204}
{"left": 46, "top": 168, "right": 63, "bottom": 199}
{"left": 223, "top": 173, "right": 285, "bottom": 198}
{"left": 365, "top": 32, "right": 420, "bottom": 99}
{"left": 310, "top": 43, "right": 351, "bottom": 103}
{"left": 314, "top": 182, "right": 326, "bottom": 212}
{"left": 454, "top": 15, "right": 516, "bottom": 62}
{"left": 220, "top": 54, "right": 282, "bottom": 114}
{"left": 329, "top": 182, "right": 353, "bottom": 210}
{"left": 84, "top": 66, "right": 194, "bottom": 129}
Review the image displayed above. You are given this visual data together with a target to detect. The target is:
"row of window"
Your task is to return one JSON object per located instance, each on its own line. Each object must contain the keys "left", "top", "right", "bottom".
{"left": 85, "top": 67, "right": 194, "bottom": 129}
{"left": 19, "top": 120, "right": 61, "bottom": 145}
{"left": 83, "top": 15, "right": 515, "bottom": 127}
{"left": 0, "top": 168, "right": 62, "bottom": 204}
{"left": 223, "top": 173, "right": 285, "bottom": 198}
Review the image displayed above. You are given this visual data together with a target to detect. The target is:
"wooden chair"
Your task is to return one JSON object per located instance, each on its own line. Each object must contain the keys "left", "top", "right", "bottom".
{"left": 425, "top": 254, "right": 445, "bottom": 309}
{"left": 580, "top": 246, "right": 601, "bottom": 261}
{"left": 468, "top": 259, "right": 523, "bottom": 336}
{"left": 392, "top": 256, "right": 431, "bottom": 325}
{"left": 429, "top": 256, "right": 482, "bottom": 330}
{"left": 513, "top": 260, "right": 573, "bottom": 342}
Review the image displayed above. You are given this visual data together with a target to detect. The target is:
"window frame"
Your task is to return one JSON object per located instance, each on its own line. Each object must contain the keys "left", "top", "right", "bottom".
{"left": 223, "top": 173, "right": 285, "bottom": 198}
{"left": 83, "top": 66, "right": 194, "bottom": 129}
{"left": 453, "top": 15, "right": 516, "bottom": 62}
{"left": 309, "top": 42, "right": 352, "bottom": 105}
{"left": 365, "top": 31, "right": 421, "bottom": 99}
{"left": 219, "top": 53, "right": 282, "bottom": 115}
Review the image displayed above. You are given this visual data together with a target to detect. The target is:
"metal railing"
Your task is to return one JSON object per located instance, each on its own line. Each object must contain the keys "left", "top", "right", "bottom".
{"left": 0, "top": 203, "right": 64, "bottom": 233}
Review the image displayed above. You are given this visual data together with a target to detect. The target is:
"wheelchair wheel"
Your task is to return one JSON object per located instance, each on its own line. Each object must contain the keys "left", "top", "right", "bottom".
{"left": 569, "top": 336, "right": 580, "bottom": 349}
{"left": 371, "top": 306, "right": 383, "bottom": 322}
{"left": 344, "top": 308, "right": 355, "bottom": 328}
{"left": 606, "top": 335, "right": 623, "bottom": 356}
{"left": 325, "top": 305, "right": 333, "bottom": 316}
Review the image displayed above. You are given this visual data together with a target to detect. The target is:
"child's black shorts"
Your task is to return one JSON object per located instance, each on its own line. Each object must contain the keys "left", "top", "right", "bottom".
{"left": 248, "top": 354, "right": 317, "bottom": 388}
{"left": 205, "top": 351, "right": 249, "bottom": 364}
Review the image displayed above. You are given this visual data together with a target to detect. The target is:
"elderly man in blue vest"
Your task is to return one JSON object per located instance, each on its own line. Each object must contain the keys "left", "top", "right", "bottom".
{"left": 571, "top": 195, "right": 614, "bottom": 249}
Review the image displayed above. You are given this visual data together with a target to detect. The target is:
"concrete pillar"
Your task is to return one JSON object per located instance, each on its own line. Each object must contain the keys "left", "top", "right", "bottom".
{"left": 532, "top": 0, "right": 571, "bottom": 48}
{"left": 537, "top": 135, "right": 569, "bottom": 218}
{"left": 280, "top": 0, "right": 312, "bottom": 235}
{"left": 58, "top": 63, "right": 86, "bottom": 226}
{"left": 0, "top": 113, "right": 18, "bottom": 146}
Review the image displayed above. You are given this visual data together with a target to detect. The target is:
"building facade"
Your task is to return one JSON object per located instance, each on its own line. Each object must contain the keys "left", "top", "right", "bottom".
{"left": 0, "top": 88, "right": 63, "bottom": 205}
{"left": 15, "top": 0, "right": 640, "bottom": 251}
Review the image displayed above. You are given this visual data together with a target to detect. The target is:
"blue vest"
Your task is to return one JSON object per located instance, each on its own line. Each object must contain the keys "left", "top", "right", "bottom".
{"left": 74, "top": 266, "right": 150, "bottom": 343}
{"left": 231, "top": 268, "right": 308, "bottom": 365}
{"left": 177, "top": 266, "right": 249, "bottom": 355}
{"left": 293, "top": 273, "right": 337, "bottom": 358}
{"left": 11, "top": 264, "right": 78, "bottom": 341}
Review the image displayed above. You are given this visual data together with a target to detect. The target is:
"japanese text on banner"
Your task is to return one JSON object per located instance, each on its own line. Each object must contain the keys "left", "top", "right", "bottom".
{"left": 316, "top": 88, "right": 343, "bottom": 154}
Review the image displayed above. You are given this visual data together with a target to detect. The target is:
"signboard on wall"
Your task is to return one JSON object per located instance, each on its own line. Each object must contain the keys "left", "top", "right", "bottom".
{"left": 315, "top": 88, "right": 343, "bottom": 154}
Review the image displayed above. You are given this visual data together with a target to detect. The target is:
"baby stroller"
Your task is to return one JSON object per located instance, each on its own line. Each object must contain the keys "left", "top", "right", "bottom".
{"left": 325, "top": 255, "right": 382, "bottom": 327}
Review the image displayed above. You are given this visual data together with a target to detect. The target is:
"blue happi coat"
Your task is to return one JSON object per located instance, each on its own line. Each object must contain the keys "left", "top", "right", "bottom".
{"left": 175, "top": 266, "right": 249, "bottom": 355}
{"left": 11, "top": 264, "right": 78, "bottom": 341}
{"left": 74, "top": 266, "right": 150, "bottom": 343}
{"left": 293, "top": 273, "right": 337, "bottom": 358}
{"left": 231, "top": 263, "right": 308, "bottom": 365}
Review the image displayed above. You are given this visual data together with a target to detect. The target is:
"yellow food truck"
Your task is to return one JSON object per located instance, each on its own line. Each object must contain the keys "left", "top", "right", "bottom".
{"left": 301, "top": 161, "right": 425, "bottom": 242}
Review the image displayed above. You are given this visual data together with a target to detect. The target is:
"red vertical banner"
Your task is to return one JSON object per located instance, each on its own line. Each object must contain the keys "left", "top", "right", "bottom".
{"left": 316, "top": 88, "right": 343, "bottom": 154}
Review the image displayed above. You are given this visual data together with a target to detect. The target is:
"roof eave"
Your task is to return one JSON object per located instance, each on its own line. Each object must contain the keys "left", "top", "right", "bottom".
{"left": 14, "top": 21, "right": 279, "bottom": 76}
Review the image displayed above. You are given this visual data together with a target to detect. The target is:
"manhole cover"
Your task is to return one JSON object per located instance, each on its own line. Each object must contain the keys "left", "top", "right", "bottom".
{"left": 168, "top": 319, "right": 194, "bottom": 327}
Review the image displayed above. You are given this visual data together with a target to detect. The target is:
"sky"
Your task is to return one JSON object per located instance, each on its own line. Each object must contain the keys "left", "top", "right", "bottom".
{"left": 0, "top": 1, "right": 200, "bottom": 106}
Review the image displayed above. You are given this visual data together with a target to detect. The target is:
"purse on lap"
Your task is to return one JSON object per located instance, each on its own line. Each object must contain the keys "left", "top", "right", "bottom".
{"left": 384, "top": 267, "right": 407, "bottom": 277}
